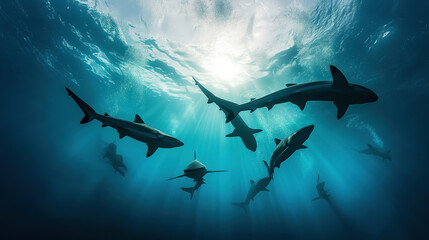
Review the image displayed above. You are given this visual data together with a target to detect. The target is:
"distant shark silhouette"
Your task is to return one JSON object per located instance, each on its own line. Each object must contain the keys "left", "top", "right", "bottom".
{"left": 167, "top": 151, "right": 228, "bottom": 199}
{"left": 66, "top": 87, "right": 184, "bottom": 157}
{"left": 213, "top": 65, "right": 378, "bottom": 123}
{"left": 193, "top": 77, "right": 262, "bottom": 151}
{"left": 263, "top": 125, "right": 314, "bottom": 178}
{"left": 359, "top": 144, "right": 392, "bottom": 161}
{"left": 103, "top": 143, "right": 127, "bottom": 177}
{"left": 312, "top": 174, "right": 329, "bottom": 201}
{"left": 232, "top": 177, "right": 271, "bottom": 212}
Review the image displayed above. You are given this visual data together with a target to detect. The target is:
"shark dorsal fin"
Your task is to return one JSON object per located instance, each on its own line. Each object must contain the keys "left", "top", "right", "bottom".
{"left": 286, "top": 83, "right": 296, "bottom": 87}
{"left": 134, "top": 114, "right": 145, "bottom": 124}
{"left": 275, "top": 138, "right": 281, "bottom": 145}
{"left": 250, "top": 180, "right": 254, "bottom": 185}
{"left": 330, "top": 65, "right": 350, "bottom": 89}
{"left": 104, "top": 113, "right": 109, "bottom": 116}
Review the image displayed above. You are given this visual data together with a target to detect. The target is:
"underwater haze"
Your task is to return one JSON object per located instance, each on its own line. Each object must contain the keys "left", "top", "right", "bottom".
{"left": 1, "top": 0, "right": 429, "bottom": 239}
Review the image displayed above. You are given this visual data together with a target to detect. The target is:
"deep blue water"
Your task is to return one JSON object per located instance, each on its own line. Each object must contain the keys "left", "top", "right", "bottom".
{"left": 1, "top": 0, "right": 428, "bottom": 239}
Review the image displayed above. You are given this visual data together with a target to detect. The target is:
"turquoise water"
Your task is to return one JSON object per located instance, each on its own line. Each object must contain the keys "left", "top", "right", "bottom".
{"left": 1, "top": 0, "right": 428, "bottom": 239}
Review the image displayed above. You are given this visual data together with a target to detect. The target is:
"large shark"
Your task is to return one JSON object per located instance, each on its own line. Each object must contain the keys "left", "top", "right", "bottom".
{"left": 216, "top": 65, "right": 378, "bottom": 123}
{"left": 312, "top": 174, "right": 330, "bottom": 201}
{"left": 103, "top": 143, "right": 127, "bottom": 177}
{"left": 65, "top": 87, "right": 184, "bottom": 157}
{"left": 359, "top": 144, "right": 392, "bottom": 161}
{"left": 167, "top": 151, "right": 228, "bottom": 199}
{"left": 193, "top": 77, "right": 262, "bottom": 151}
{"left": 263, "top": 125, "right": 314, "bottom": 179}
{"left": 232, "top": 177, "right": 271, "bottom": 212}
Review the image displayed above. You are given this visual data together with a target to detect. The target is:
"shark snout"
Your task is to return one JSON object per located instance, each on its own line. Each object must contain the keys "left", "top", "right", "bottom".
{"left": 368, "top": 90, "right": 378, "bottom": 102}
{"left": 300, "top": 124, "right": 315, "bottom": 138}
{"left": 171, "top": 138, "right": 184, "bottom": 147}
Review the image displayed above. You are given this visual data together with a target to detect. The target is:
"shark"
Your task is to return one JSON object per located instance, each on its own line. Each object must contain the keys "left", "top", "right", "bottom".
{"left": 65, "top": 87, "right": 184, "bottom": 157}
{"left": 359, "top": 144, "right": 392, "bottom": 161}
{"left": 103, "top": 143, "right": 127, "bottom": 177}
{"left": 263, "top": 125, "right": 314, "bottom": 179}
{"left": 167, "top": 151, "right": 228, "bottom": 199}
{"left": 312, "top": 174, "right": 330, "bottom": 201}
{"left": 193, "top": 77, "right": 262, "bottom": 151}
{"left": 232, "top": 177, "right": 271, "bottom": 212}
{"left": 215, "top": 65, "right": 378, "bottom": 123}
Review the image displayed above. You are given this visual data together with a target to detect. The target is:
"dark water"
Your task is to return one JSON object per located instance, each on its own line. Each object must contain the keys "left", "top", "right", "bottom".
{"left": 0, "top": 0, "right": 428, "bottom": 239}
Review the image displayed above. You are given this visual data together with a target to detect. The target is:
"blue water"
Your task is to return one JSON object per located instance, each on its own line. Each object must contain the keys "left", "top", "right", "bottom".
{"left": 1, "top": 0, "right": 428, "bottom": 239}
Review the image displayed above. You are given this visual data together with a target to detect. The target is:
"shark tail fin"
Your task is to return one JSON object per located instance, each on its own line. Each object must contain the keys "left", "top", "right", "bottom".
{"left": 65, "top": 87, "right": 96, "bottom": 124}
{"left": 232, "top": 202, "right": 248, "bottom": 212}
{"left": 181, "top": 187, "right": 196, "bottom": 199}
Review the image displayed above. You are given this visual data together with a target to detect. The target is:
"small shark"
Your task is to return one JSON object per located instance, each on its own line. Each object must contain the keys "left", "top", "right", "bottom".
{"left": 312, "top": 174, "right": 329, "bottom": 201}
{"left": 103, "top": 143, "right": 127, "bottom": 177}
{"left": 216, "top": 65, "right": 378, "bottom": 123}
{"left": 232, "top": 177, "right": 271, "bottom": 212}
{"left": 359, "top": 144, "right": 392, "bottom": 161}
{"left": 65, "top": 87, "right": 184, "bottom": 157}
{"left": 263, "top": 125, "right": 314, "bottom": 178}
{"left": 193, "top": 77, "right": 262, "bottom": 151}
{"left": 167, "top": 151, "right": 228, "bottom": 199}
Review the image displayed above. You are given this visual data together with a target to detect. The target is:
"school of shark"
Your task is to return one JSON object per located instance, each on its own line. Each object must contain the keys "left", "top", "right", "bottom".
{"left": 66, "top": 65, "right": 386, "bottom": 210}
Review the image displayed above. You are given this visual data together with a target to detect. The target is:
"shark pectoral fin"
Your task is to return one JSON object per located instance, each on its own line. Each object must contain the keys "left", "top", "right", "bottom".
{"left": 274, "top": 138, "right": 281, "bottom": 145}
{"left": 250, "top": 180, "right": 254, "bottom": 185}
{"left": 226, "top": 129, "right": 240, "bottom": 138}
{"left": 250, "top": 128, "right": 263, "bottom": 135}
{"left": 312, "top": 197, "right": 321, "bottom": 201}
{"left": 118, "top": 130, "right": 126, "bottom": 139}
{"left": 146, "top": 144, "right": 158, "bottom": 157}
{"left": 262, "top": 188, "right": 270, "bottom": 192}
{"left": 334, "top": 101, "right": 349, "bottom": 119}
{"left": 291, "top": 99, "right": 306, "bottom": 110}
{"left": 297, "top": 145, "right": 307, "bottom": 150}
{"left": 266, "top": 104, "right": 274, "bottom": 110}
{"left": 134, "top": 114, "right": 145, "bottom": 124}
{"left": 167, "top": 174, "right": 185, "bottom": 181}
{"left": 330, "top": 65, "right": 350, "bottom": 89}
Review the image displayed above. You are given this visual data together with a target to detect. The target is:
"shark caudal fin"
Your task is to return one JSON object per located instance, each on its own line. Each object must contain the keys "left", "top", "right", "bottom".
{"left": 181, "top": 187, "right": 196, "bottom": 199}
{"left": 65, "top": 87, "right": 96, "bottom": 124}
{"left": 232, "top": 202, "right": 248, "bottom": 212}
